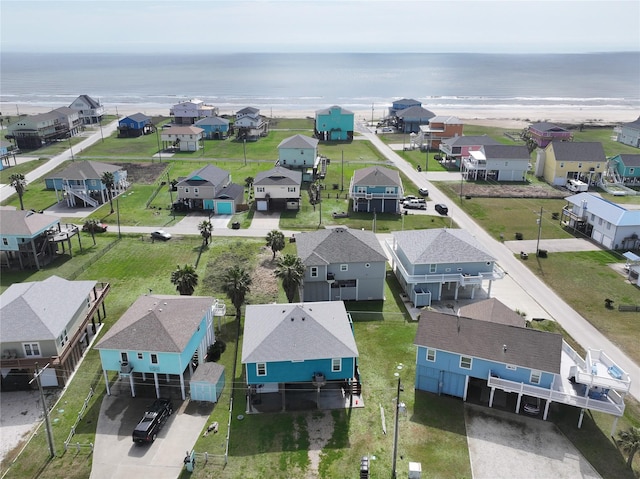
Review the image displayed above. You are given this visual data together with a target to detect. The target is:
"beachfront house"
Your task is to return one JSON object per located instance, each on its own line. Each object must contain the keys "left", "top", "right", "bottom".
{"left": 96, "top": 295, "right": 224, "bottom": 399}
{"left": 386, "top": 228, "right": 504, "bottom": 307}
{"left": 51, "top": 107, "right": 82, "bottom": 137}
{"left": 609, "top": 154, "right": 640, "bottom": 184}
{"left": 160, "top": 125, "right": 203, "bottom": 152}
{"left": 253, "top": 166, "right": 302, "bottom": 211}
{"left": 45, "top": 160, "right": 129, "bottom": 208}
{"left": 395, "top": 105, "right": 435, "bottom": 133}
{"left": 616, "top": 116, "right": 640, "bottom": 149}
{"left": 314, "top": 105, "right": 354, "bottom": 141}
{"left": 241, "top": 301, "right": 360, "bottom": 412}
{"left": 69, "top": 95, "right": 105, "bottom": 124}
{"left": 235, "top": 107, "right": 268, "bottom": 141}
{"left": 277, "top": 134, "right": 321, "bottom": 182}
{"left": 174, "top": 164, "right": 243, "bottom": 214}
{"left": 414, "top": 298, "right": 631, "bottom": 430}
{"left": 195, "top": 116, "right": 230, "bottom": 140}
{"left": 439, "top": 135, "right": 500, "bottom": 168}
{"left": 349, "top": 166, "right": 403, "bottom": 213}
{"left": 416, "top": 116, "right": 464, "bottom": 150}
{"left": 295, "top": 227, "right": 387, "bottom": 302}
{"left": 117, "top": 113, "right": 153, "bottom": 137}
{"left": 525, "top": 122, "right": 573, "bottom": 148}
{"left": 170, "top": 99, "right": 218, "bottom": 125}
{"left": 0, "top": 276, "right": 110, "bottom": 389}
{"left": 536, "top": 141, "right": 606, "bottom": 187}
{"left": 560, "top": 192, "right": 640, "bottom": 250}
{"left": 461, "top": 144, "right": 531, "bottom": 182}
{"left": 388, "top": 98, "right": 422, "bottom": 118}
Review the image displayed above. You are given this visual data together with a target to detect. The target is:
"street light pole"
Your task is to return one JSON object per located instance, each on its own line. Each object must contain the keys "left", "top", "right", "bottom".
{"left": 536, "top": 206, "right": 543, "bottom": 255}
{"left": 391, "top": 375, "right": 402, "bottom": 479}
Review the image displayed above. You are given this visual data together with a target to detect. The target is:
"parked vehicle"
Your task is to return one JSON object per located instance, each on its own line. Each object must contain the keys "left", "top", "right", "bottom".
{"left": 403, "top": 199, "right": 426, "bottom": 210}
{"left": 132, "top": 398, "right": 173, "bottom": 444}
{"left": 566, "top": 179, "right": 588, "bottom": 192}
{"left": 151, "top": 230, "right": 172, "bottom": 241}
{"left": 418, "top": 188, "right": 429, "bottom": 197}
{"left": 434, "top": 204, "right": 448, "bottom": 215}
{"left": 522, "top": 395, "right": 541, "bottom": 415}
{"left": 82, "top": 220, "right": 108, "bottom": 233}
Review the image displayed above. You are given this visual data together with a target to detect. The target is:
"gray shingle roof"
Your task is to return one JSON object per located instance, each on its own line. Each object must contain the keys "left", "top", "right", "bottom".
{"left": 215, "top": 183, "right": 244, "bottom": 200}
{"left": 395, "top": 105, "right": 435, "bottom": 120}
{"left": 414, "top": 310, "right": 562, "bottom": 374}
{"left": 45, "top": 160, "right": 122, "bottom": 181}
{"left": 278, "top": 134, "right": 319, "bottom": 149}
{"left": 622, "top": 116, "right": 640, "bottom": 130}
{"left": 617, "top": 154, "right": 640, "bottom": 167}
{"left": 123, "top": 113, "right": 151, "bottom": 122}
{"left": 254, "top": 166, "right": 302, "bottom": 186}
{"left": 0, "top": 209, "right": 60, "bottom": 236}
{"left": 457, "top": 298, "right": 526, "bottom": 327}
{"left": 548, "top": 141, "right": 605, "bottom": 162}
{"left": 177, "top": 164, "right": 229, "bottom": 187}
{"left": 441, "top": 135, "right": 500, "bottom": 147}
{"left": 482, "top": 144, "right": 531, "bottom": 160}
{"left": 296, "top": 227, "right": 387, "bottom": 266}
{"left": 195, "top": 117, "right": 230, "bottom": 126}
{"left": 190, "top": 361, "right": 224, "bottom": 384}
{"left": 241, "top": 302, "right": 358, "bottom": 363}
{"left": 95, "top": 295, "right": 214, "bottom": 353}
{"left": 393, "top": 228, "right": 495, "bottom": 264}
{"left": 315, "top": 105, "right": 354, "bottom": 116}
{"left": 0, "top": 276, "right": 97, "bottom": 342}
{"left": 529, "top": 122, "right": 568, "bottom": 133}
{"left": 352, "top": 166, "right": 401, "bottom": 187}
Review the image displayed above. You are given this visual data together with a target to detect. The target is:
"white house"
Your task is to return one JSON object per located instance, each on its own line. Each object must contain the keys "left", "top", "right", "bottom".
{"left": 462, "top": 144, "right": 531, "bottom": 181}
{"left": 161, "top": 126, "right": 204, "bottom": 152}
{"left": 253, "top": 166, "right": 302, "bottom": 211}
{"left": 69, "top": 95, "right": 105, "bottom": 124}
{"left": 170, "top": 99, "right": 218, "bottom": 125}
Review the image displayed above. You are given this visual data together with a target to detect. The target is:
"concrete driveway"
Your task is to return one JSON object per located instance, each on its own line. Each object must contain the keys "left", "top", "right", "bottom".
{"left": 465, "top": 404, "right": 601, "bottom": 479}
{"left": 90, "top": 383, "right": 212, "bottom": 479}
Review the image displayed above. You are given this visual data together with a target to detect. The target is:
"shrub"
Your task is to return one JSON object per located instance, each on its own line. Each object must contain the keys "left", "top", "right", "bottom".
{"left": 207, "top": 340, "right": 227, "bottom": 362}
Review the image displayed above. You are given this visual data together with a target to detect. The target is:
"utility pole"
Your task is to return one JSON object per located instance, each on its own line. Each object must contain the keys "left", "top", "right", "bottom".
{"left": 536, "top": 206, "right": 543, "bottom": 256}
{"left": 30, "top": 363, "right": 55, "bottom": 458}
{"left": 341, "top": 151, "right": 344, "bottom": 191}
{"left": 391, "top": 376, "right": 402, "bottom": 479}
{"left": 371, "top": 103, "right": 374, "bottom": 126}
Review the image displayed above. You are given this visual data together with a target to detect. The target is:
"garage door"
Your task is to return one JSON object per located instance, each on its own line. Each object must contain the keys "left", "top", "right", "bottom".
{"left": 40, "top": 368, "right": 59, "bottom": 387}
{"left": 216, "top": 201, "right": 233, "bottom": 214}
{"left": 257, "top": 200, "right": 268, "bottom": 211}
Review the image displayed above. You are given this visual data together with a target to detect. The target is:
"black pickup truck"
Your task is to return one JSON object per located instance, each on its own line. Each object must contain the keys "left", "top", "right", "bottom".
{"left": 132, "top": 398, "right": 173, "bottom": 444}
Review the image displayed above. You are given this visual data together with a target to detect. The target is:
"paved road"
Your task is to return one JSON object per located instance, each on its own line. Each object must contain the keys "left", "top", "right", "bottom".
{"left": 356, "top": 121, "right": 640, "bottom": 401}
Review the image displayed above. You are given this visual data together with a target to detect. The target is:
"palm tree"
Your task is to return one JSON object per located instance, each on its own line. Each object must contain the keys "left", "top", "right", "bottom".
{"left": 617, "top": 426, "right": 640, "bottom": 467}
{"left": 198, "top": 220, "right": 213, "bottom": 246}
{"left": 9, "top": 173, "right": 27, "bottom": 210}
{"left": 266, "top": 229, "right": 285, "bottom": 260}
{"left": 101, "top": 171, "right": 115, "bottom": 213}
{"left": 275, "top": 253, "right": 305, "bottom": 303}
{"left": 170, "top": 264, "right": 199, "bottom": 295}
{"left": 221, "top": 265, "right": 252, "bottom": 321}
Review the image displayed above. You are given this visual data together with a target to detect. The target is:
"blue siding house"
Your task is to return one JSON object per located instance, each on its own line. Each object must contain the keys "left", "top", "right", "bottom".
{"left": 277, "top": 134, "right": 320, "bottom": 181}
{"left": 95, "top": 295, "right": 222, "bottom": 399}
{"left": 117, "top": 113, "right": 152, "bottom": 137}
{"left": 349, "top": 166, "right": 403, "bottom": 213}
{"left": 609, "top": 153, "right": 640, "bottom": 184}
{"left": 195, "top": 116, "right": 230, "bottom": 140}
{"left": 387, "top": 229, "right": 504, "bottom": 307}
{"left": 241, "top": 301, "right": 360, "bottom": 412}
{"left": 314, "top": 105, "right": 354, "bottom": 141}
{"left": 616, "top": 116, "right": 640, "bottom": 148}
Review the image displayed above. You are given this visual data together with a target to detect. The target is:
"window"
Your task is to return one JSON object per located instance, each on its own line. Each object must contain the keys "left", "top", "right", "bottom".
{"left": 59, "top": 329, "right": 68, "bottom": 347}
{"left": 460, "top": 356, "right": 472, "bottom": 369}
{"left": 426, "top": 349, "right": 436, "bottom": 362}
{"left": 530, "top": 370, "right": 541, "bottom": 384}
{"left": 194, "top": 187, "right": 199, "bottom": 194}
{"left": 340, "top": 264, "right": 348, "bottom": 272}
{"left": 598, "top": 218, "right": 603, "bottom": 225}
{"left": 137, "top": 353, "right": 144, "bottom": 360}
{"left": 429, "top": 264, "right": 437, "bottom": 273}
{"left": 23, "top": 343, "right": 41, "bottom": 357}
{"left": 332, "top": 358, "right": 341, "bottom": 372}
{"left": 310, "top": 267, "right": 318, "bottom": 278}
{"left": 257, "top": 186, "right": 265, "bottom": 193}
{"left": 606, "top": 222, "right": 611, "bottom": 230}
{"left": 185, "top": 187, "right": 190, "bottom": 193}
{"left": 151, "top": 354, "right": 158, "bottom": 364}
{"left": 2, "top": 238, "right": 7, "bottom": 246}
{"left": 120, "top": 352, "right": 128, "bottom": 362}
{"left": 288, "top": 187, "right": 296, "bottom": 193}
{"left": 506, "top": 364, "right": 517, "bottom": 371}
{"left": 385, "top": 187, "right": 395, "bottom": 194}
{"left": 559, "top": 162, "right": 564, "bottom": 168}
{"left": 357, "top": 186, "right": 367, "bottom": 194}
{"left": 257, "top": 363, "right": 267, "bottom": 376}
{"left": 630, "top": 168, "right": 635, "bottom": 174}
{"left": 578, "top": 162, "right": 582, "bottom": 168}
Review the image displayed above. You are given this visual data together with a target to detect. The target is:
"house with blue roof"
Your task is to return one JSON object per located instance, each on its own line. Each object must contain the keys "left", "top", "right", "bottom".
{"left": 414, "top": 298, "right": 631, "bottom": 428}
{"left": 560, "top": 192, "right": 640, "bottom": 250}
{"left": 616, "top": 116, "right": 640, "bottom": 148}
{"left": 349, "top": 166, "right": 403, "bottom": 213}
{"left": 195, "top": 116, "right": 230, "bottom": 140}
{"left": 117, "top": 113, "right": 153, "bottom": 137}
{"left": 295, "top": 227, "right": 387, "bottom": 302}
{"left": 386, "top": 228, "right": 504, "bottom": 307}
{"left": 174, "top": 164, "right": 243, "bottom": 214}
{"left": 96, "top": 295, "right": 225, "bottom": 399}
{"left": 241, "top": 301, "right": 361, "bottom": 412}
{"left": 314, "top": 105, "right": 354, "bottom": 141}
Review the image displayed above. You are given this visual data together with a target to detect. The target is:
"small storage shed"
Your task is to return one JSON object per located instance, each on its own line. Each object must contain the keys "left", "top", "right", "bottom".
{"left": 190, "top": 362, "right": 225, "bottom": 403}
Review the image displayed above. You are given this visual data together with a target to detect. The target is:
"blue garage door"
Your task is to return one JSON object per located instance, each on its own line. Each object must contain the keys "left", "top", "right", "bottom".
{"left": 216, "top": 201, "right": 233, "bottom": 214}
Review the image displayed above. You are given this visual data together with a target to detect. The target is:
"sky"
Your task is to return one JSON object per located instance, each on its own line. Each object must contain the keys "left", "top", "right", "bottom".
{"left": 1, "top": 0, "right": 639, "bottom": 54}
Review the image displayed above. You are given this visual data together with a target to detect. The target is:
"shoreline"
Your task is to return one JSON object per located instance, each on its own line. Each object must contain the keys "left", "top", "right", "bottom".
{"left": 1, "top": 103, "right": 636, "bottom": 130}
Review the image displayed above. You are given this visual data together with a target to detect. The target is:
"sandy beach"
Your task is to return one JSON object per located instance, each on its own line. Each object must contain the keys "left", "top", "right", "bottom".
{"left": 2, "top": 103, "right": 636, "bottom": 130}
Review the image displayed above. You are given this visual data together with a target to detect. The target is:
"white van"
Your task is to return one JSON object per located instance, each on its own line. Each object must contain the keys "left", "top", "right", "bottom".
{"left": 566, "top": 179, "right": 588, "bottom": 192}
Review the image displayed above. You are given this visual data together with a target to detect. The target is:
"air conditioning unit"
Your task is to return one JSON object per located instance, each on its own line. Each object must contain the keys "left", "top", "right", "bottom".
{"left": 120, "top": 361, "right": 133, "bottom": 373}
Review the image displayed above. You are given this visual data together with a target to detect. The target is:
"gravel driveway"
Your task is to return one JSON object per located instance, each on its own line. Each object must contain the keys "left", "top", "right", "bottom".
{"left": 465, "top": 404, "right": 601, "bottom": 479}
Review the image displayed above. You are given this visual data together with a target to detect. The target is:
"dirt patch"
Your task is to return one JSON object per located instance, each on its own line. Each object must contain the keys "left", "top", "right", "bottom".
{"left": 305, "top": 412, "right": 334, "bottom": 479}
{"left": 249, "top": 247, "right": 280, "bottom": 302}
{"left": 120, "top": 162, "right": 167, "bottom": 184}
{"left": 445, "top": 181, "right": 567, "bottom": 199}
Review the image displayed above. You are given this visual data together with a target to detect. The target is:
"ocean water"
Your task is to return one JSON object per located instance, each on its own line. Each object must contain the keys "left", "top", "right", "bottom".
{"left": 1, "top": 52, "right": 638, "bottom": 115}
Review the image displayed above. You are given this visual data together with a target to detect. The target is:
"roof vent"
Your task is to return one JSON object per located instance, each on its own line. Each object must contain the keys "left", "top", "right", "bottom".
{"left": 503, "top": 344, "right": 507, "bottom": 352}
{"left": 302, "top": 317, "right": 305, "bottom": 321}
{"left": 291, "top": 317, "right": 294, "bottom": 321}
